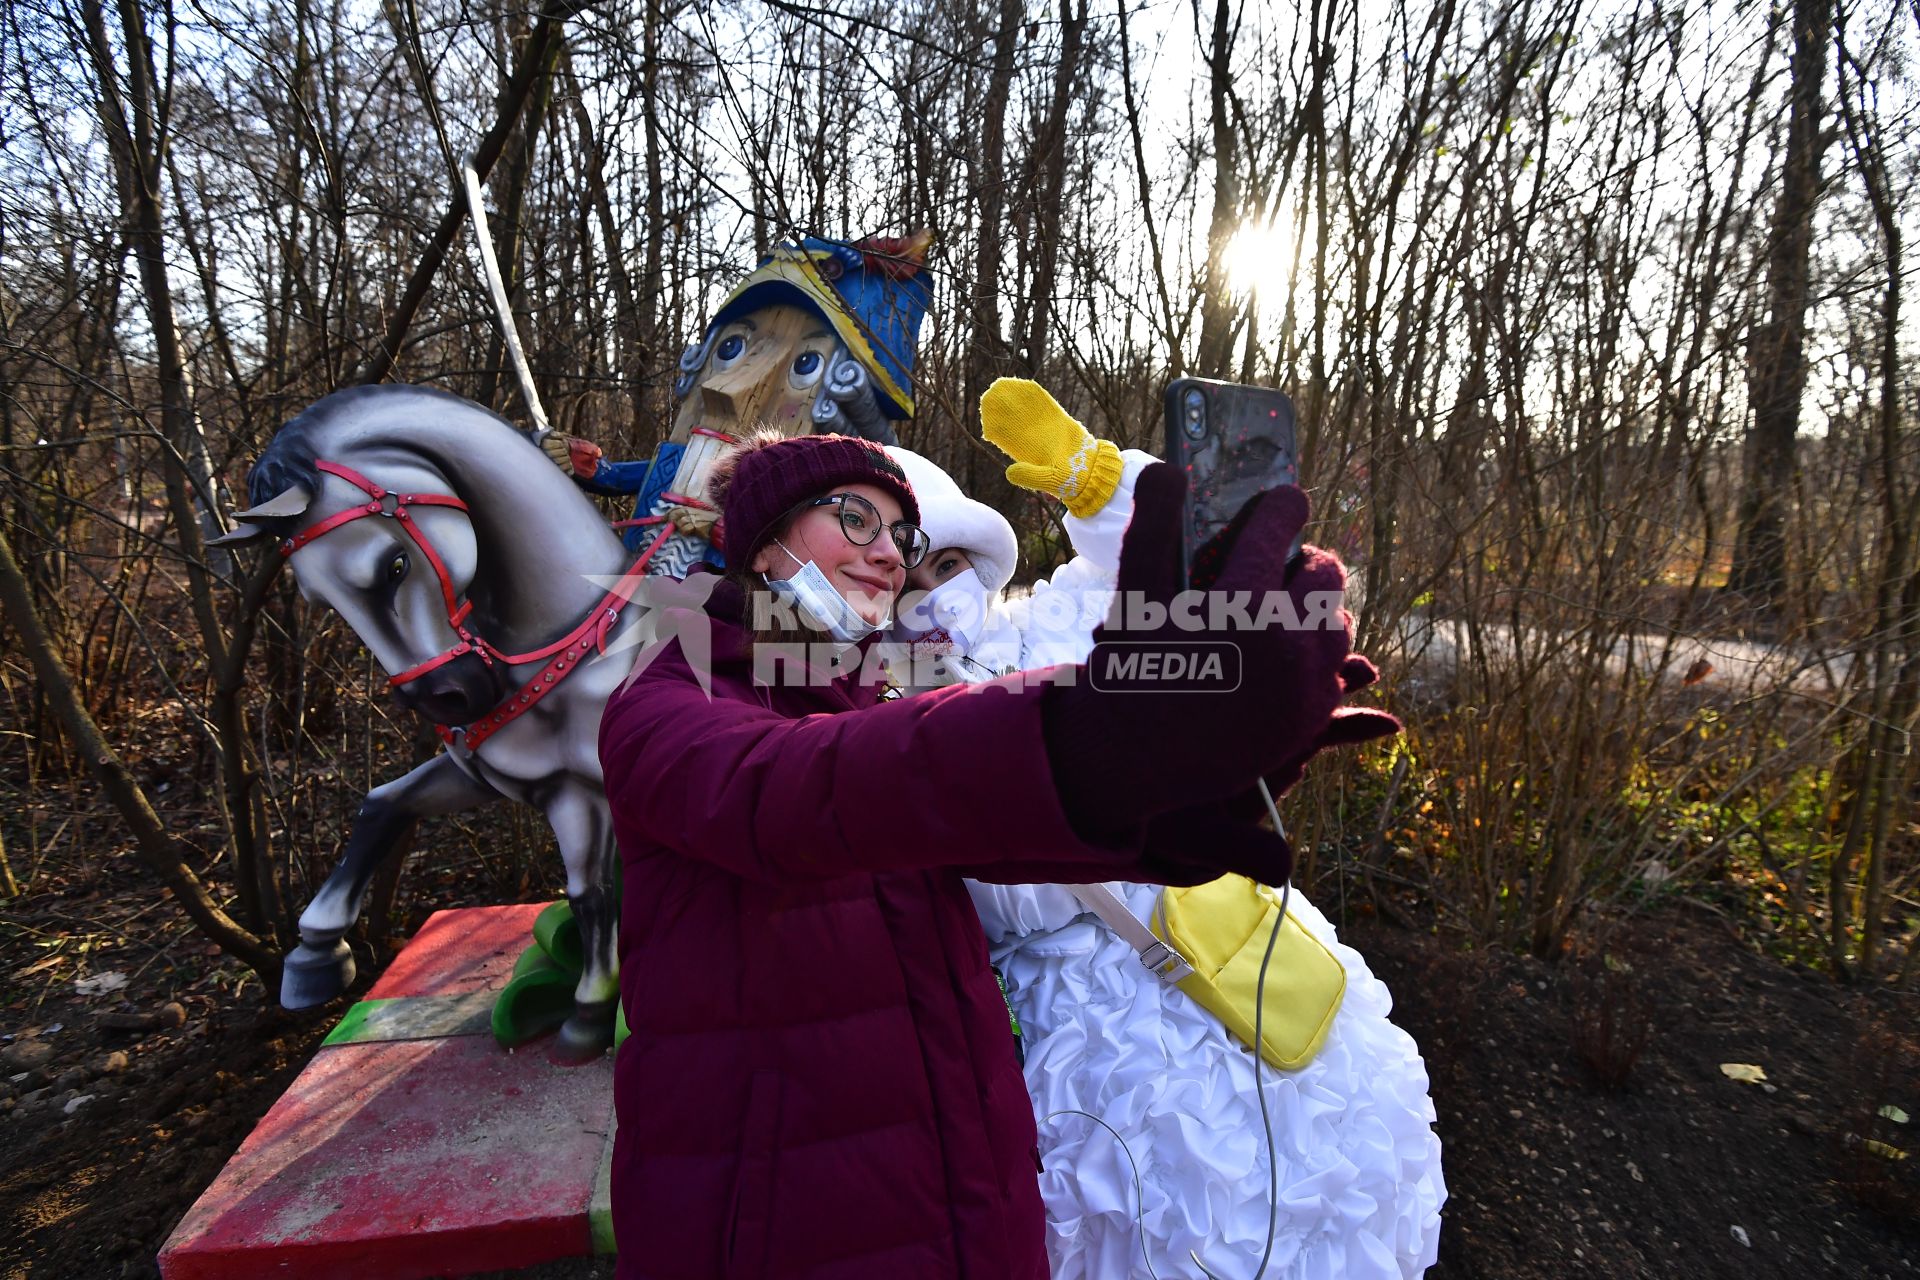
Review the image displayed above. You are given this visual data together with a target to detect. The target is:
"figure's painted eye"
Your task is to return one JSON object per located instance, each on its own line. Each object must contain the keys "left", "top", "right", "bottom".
{"left": 386, "top": 551, "right": 409, "bottom": 585}
{"left": 714, "top": 333, "right": 748, "bottom": 367}
{"left": 789, "top": 349, "right": 825, "bottom": 389}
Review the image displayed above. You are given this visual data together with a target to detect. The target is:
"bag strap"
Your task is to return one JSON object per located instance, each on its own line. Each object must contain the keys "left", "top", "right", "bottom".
{"left": 1066, "top": 884, "right": 1195, "bottom": 983}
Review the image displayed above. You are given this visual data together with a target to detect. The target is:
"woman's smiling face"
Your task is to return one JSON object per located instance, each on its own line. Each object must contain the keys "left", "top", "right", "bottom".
{"left": 752, "top": 482, "right": 907, "bottom": 625}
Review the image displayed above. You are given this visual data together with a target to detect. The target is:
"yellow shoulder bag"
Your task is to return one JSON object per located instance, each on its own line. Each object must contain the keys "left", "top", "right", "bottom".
{"left": 1069, "top": 875, "right": 1345, "bottom": 1071}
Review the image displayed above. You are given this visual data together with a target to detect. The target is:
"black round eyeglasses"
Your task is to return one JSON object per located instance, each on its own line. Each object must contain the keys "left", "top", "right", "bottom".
{"left": 803, "top": 493, "right": 931, "bottom": 569}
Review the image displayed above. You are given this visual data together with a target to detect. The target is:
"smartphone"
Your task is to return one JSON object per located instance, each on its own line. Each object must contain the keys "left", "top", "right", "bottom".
{"left": 1163, "top": 377, "right": 1300, "bottom": 586}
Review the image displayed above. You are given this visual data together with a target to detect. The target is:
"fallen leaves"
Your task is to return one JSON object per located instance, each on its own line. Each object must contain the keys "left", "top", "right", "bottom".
{"left": 1720, "top": 1062, "right": 1767, "bottom": 1085}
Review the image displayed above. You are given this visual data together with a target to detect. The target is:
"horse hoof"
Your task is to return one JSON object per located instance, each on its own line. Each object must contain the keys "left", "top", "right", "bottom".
{"left": 281, "top": 939, "right": 355, "bottom": 1009}
{"left": 552, "top": 999, "right": 617, "bottom": 1063}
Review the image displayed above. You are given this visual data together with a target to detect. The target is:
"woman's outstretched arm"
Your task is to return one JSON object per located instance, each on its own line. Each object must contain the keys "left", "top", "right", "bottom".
{"left": 600, "top": 654, "right": 1150, "bottom": 886}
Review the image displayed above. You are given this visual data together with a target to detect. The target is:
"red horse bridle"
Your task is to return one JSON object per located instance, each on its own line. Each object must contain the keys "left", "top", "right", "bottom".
{"left": 280, "top": 459, "right": 674, "bottom": 752}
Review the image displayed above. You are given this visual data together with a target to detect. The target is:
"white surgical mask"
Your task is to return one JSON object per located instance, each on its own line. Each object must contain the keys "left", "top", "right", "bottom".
{"left": 896, "top": 572, "right": 992, "bottom": 655}
{"left": 764, "top": 539, "right": 889, "bottom": 645}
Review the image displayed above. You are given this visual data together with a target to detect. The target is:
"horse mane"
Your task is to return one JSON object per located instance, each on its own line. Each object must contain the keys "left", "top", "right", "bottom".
{"left": 246, "top": 385, "right": 526, "bottom": 531}
{"left": 244, "top": 405, "right": 324, "bottom": 525}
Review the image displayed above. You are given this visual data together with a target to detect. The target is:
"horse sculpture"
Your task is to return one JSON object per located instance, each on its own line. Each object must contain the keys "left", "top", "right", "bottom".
{"left": 218, "top": 384, "right": 657, "bottom": 1058}
{"left": 220, "top": 232, "right": 934, "bottom": 1059}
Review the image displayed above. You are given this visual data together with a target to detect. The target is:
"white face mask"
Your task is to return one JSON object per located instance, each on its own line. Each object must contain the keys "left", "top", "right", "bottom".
{"left": 763, "top": 539, "right": 889, "bottom": 645}
{"left": 896, "top": 572, "right": 992, "bottom": 655}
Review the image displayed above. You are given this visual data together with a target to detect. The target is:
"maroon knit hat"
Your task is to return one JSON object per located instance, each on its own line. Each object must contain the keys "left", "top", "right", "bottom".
{"left": 716, "top": 434, "right": 920, "bottom": 567}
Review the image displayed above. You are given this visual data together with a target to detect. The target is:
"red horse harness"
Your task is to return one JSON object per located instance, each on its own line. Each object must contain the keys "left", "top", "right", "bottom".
{"left": 280, "top": 459, "right": 672, "bottom": 752}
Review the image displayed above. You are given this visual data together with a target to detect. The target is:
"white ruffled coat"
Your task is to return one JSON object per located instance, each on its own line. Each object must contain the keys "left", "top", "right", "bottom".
{"left": 969, "top": 880, "right": 1445, "bottom": 1279}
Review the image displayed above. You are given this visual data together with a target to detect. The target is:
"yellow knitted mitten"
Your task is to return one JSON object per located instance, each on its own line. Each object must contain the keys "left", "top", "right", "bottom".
{"left": 978, "top": 378, "right": 1123, "bottom": 518}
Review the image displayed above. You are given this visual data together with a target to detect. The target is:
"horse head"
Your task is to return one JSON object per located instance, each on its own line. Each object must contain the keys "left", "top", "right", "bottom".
{"left": 219, "top": 385, "right": 629, "bottom": 728}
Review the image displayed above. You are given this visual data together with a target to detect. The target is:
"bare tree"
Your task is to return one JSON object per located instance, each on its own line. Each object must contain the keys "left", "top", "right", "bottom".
{"left": 4, "top": 0, "right": 1917, "bottom": 981}
{"left": 1728, "top": 0, "right": 1834, "bottom": 602}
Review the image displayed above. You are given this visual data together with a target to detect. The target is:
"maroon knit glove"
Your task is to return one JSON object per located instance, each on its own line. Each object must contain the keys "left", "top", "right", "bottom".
{"left": 1262, "top": 652, "right": 1401, "bottom": 793}
{"left": 1132, "top": 655, "right": 1400, "bottom": 884}
{"left": 1042, "top": 464, "right": 1354, "bottom": 846}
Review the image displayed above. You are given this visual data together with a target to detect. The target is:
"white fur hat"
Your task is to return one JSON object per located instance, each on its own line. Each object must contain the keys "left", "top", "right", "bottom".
{"left": 886, "top": 447, "right": 1019, "bottom": 594}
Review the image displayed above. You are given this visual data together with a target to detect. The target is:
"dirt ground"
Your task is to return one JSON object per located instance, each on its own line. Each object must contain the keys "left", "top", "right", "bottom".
{"left": 3, "top": 855, "right": 1916, "bottom": 1279}
{"left": 1347, "top": 908, "right": 1919, "bottom": 1278}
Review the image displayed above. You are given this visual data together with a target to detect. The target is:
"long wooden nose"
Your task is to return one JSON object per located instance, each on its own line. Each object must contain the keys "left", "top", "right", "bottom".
{"left": 698, "top": 347, "right": 789, "bottom": 428}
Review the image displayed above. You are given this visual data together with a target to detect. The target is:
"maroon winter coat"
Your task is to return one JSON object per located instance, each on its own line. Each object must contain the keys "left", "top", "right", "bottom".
{"left": 599, "top": 584, "right": 1168, "bottom": 1279}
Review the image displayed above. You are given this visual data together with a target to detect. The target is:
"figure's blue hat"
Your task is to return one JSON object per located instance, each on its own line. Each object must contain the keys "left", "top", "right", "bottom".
{"left": 709, "top": 231, "right": 933, "bottom": 420}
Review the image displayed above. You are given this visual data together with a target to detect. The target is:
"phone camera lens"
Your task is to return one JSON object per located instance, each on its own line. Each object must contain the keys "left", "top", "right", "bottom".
{"left": 1183, "top": 388, "right": 1207, "bottom": 439}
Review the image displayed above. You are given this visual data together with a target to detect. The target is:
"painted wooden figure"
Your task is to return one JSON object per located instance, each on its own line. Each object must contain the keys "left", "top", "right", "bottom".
{"left": 551, "top": 231, "right": 933, "bottom": 579}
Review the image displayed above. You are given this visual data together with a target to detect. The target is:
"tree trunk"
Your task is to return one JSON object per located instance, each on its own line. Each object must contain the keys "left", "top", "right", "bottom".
{"left": 968, "top": 0, "right": 1023, "bottom": 381}
{"left": 963, "top": 0, "right": 1024, "bottom": 501}
{"left": 1194, "top": 0, "right": 1240, "bottom": 378}
{"left": 561, "top": 49, "right": 644, "bottom": 438}
{"left": 82, "top": 0, "right": 294, "bottom": 938}
{"left": 1019, "top": 0, "right": 1088, "bottom": 370}
{"left": 1832, "top": 22, "right": 1917, "bottom": 980}
{"left": 82, "top": 0, "right": 230, "bottom": 623}
{"left": 1115, "top": 0, "right": 1181, "bottom": 370}
{"left": 476, "top": 13, "right": 560, "bottom": 417}
{"left": 638, "top": 0, "right": 667, "bottom": 420}
{"left": 1728, "top": 0, "right": 1831, "bottom": 603}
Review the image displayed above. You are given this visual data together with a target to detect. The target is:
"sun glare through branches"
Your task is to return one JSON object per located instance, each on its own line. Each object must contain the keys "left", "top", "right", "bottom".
{"left": 1221, "top": 215, "right": 1308, "bottom": 302}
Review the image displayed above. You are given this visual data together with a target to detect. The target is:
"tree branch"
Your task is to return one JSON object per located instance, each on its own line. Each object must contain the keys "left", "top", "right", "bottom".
{"left": 353, "top": 0, "right": 577, "bottom": 385}
{"left": 0, "top": 521, "right": 279, "bottom": 979}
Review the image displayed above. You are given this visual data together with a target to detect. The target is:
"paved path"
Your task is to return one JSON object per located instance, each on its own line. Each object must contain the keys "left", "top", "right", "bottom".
{"left": 1378, "top": 614, "right": 1854, "bottom": 694}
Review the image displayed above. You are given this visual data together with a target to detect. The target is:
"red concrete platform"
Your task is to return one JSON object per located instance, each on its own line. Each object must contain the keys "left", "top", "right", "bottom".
{"left": 367, "top": 902, "right": 546, "bottom": 999}
{"left": 159, "top": 905, "right": 616, "bottom": 1280}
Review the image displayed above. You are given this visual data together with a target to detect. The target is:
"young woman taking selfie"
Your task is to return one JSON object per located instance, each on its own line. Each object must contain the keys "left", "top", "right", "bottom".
{"left": 597, "top": 428, "right": 1380, "bottom": 1279}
